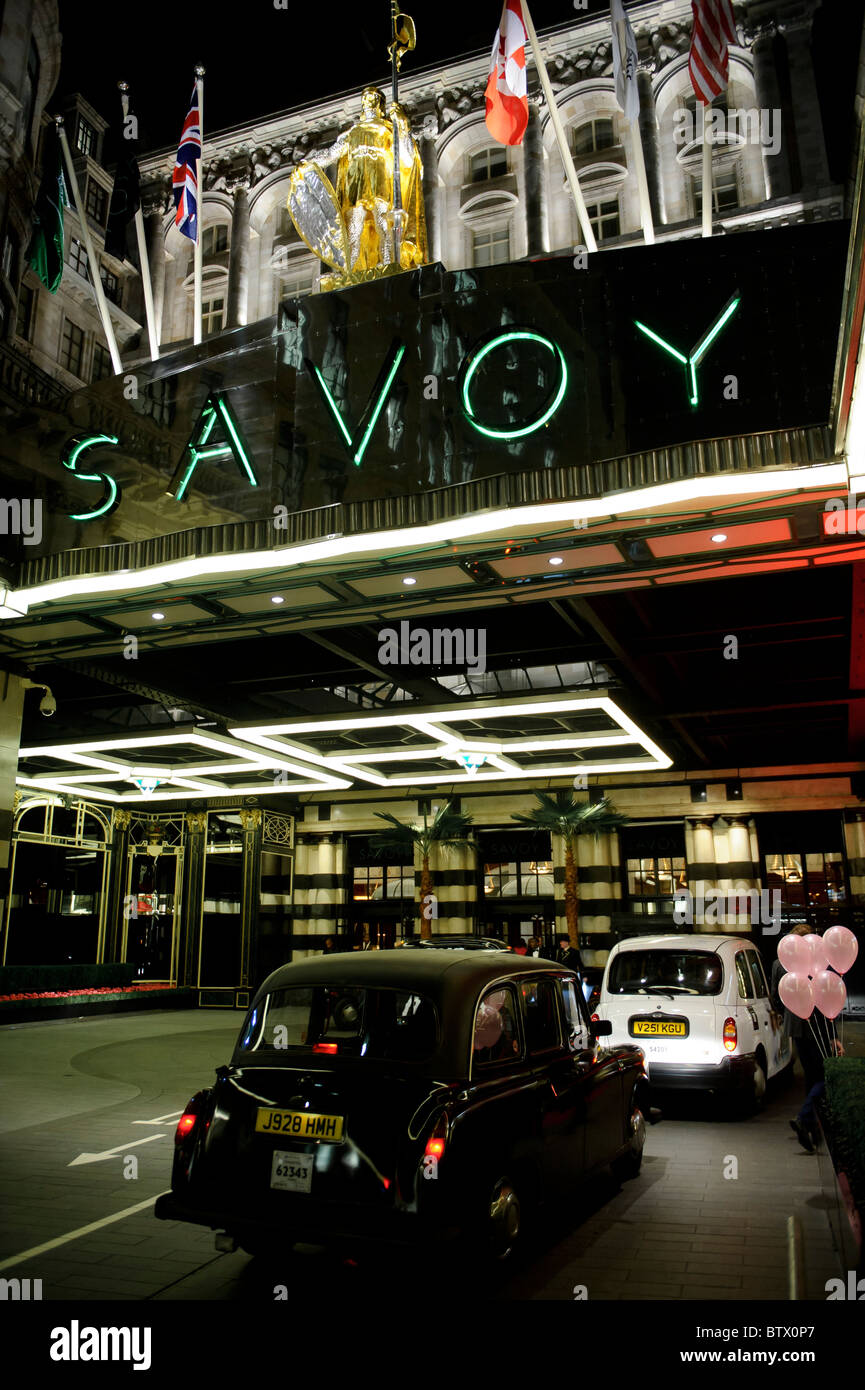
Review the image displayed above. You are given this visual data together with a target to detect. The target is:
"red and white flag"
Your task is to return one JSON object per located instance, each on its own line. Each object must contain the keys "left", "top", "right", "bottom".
{"left": 689, "top": 0, "right": 737, "bottom": 104}
{"left": 485, "top": 0, "right": 529, "bottom": 145}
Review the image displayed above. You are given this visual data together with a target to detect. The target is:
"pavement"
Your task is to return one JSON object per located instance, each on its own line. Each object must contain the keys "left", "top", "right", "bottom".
{"left": 0, "top": 1009, "right": 857, "bottom": 1303}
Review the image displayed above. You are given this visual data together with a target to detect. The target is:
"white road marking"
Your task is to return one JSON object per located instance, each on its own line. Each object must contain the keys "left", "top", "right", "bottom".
{"left": 0, "top": 1192, "right": 171, "bottom": 1273}
{"left": 68, "top": 1135, "right": 167, "bottom": 1166}
{"left": 133, "top": 1111, "right": 183, "bottom": 1126}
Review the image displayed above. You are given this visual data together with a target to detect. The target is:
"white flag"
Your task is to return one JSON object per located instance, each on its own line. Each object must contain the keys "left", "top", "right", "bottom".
{"left": 611, "top": 0, "right": 640, "bottom": 125}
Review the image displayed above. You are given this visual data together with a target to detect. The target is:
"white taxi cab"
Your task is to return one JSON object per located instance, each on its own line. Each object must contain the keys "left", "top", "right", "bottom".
{"left": 596, "top": 934, "right": 791, "bottom": 1108}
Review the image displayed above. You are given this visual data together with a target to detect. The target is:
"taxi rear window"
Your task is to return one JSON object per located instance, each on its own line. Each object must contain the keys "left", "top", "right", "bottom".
{"left": 237, "top": 986, "right": 438, "bottom": 1061}
{"left": 608, "top": 950, "right": 723, "bottom": 997}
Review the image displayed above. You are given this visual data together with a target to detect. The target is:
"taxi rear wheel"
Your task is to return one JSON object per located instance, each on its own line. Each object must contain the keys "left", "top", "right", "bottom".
{"left": 613, "top": 1099, "right": 646, "bottom": 1180}
{"left": 746, "top": 1053, "right": 768, "bottom": 1113}
{"left": 486, "top": 1176, "right": 523, "bottom": 1261}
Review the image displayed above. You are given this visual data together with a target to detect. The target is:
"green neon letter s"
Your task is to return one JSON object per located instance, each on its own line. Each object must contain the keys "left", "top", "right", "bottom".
{"left": 61, "top": 434, "right": 121, "bottom": 522}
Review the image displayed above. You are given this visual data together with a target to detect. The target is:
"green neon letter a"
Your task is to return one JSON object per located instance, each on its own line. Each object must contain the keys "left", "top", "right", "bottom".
{"left": 167, "top": 393, "right": 259, "bottom": 501}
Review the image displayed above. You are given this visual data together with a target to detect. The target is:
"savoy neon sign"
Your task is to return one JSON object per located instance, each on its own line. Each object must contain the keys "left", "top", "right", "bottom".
{"left": 61, "top": 305, "right": 739, "bottom": 521}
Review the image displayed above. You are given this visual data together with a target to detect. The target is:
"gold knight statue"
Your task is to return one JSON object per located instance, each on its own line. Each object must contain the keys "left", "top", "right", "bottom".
{"left": 325, "top": 86, "right": 395, "bottom": 273}
{"left": 286, "top": 87, "right": 428, "bottom": 287}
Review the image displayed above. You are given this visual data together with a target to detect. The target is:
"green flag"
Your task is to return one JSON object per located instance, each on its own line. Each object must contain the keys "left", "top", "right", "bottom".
{"left": 27, "top": 124, "right": 68, "bottom": 293}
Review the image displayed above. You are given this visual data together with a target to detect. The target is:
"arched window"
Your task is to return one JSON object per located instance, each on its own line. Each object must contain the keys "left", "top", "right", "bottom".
{"left": 468, "top": 147, "right": 508, "bottom": 183}
{"left": 572, "top": 117, "right": 617, "bottom": 157}
{"left": 202, "top": 293, "right": 226, "bottom": 336}
{"left": 472, "top": 225, "right": 510, "bottom": 266}
{"left": 279, "top": 259, "right": 316, "bottom": 300}
{"left": 202, "top": 225, "right": 229, "bottom": 257}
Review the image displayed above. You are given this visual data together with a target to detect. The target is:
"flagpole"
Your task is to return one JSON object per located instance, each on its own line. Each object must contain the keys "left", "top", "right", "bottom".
{"left": 193, "top": 65, "right": 205, "bottom": 346}
{"left": 389, "top": 3, "right": 403, "bottom": 269}
{"left": 521, "top": 0, "right": 597, "bottom": 255}
{"left": 118, "top": 83, "right": 159, "bottom": 361}
{"left": 632, "top": 119, "right": 655, "bottom": 245}
{"left": 700, "top": 100, "right": 713, "bottom": 237}
{"left": 55, "top": 116, "right": 123, "bottom": 375}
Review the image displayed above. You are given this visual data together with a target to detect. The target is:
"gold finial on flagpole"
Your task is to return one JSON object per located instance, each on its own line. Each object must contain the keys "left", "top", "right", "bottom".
{"left": 388, "top": 8, "right": 416, "bottom": 72}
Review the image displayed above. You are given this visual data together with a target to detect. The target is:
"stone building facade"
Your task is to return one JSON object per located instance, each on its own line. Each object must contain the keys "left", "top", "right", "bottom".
{"left": 128, "top": 0, "right": 842, "bottom": 353}
{"left": 0, "top": 1, "right": 845, "bottom": 389}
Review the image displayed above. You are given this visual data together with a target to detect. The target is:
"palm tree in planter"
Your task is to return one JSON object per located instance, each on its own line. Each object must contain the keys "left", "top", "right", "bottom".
{"left": 370, "top": 802, "right": 475, "bottom": 939}
{"left": 511, "top": 792, "right": 629, "bottom": 949}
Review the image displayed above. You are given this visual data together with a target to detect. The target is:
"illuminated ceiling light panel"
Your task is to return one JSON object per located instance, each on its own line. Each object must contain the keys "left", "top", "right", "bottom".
{"left": 4, "top": 464, "right": 847, "bottom": 614}
{"left": 647, "top": 518, "right": 791, "bottom": 558}
{"left": 16, "top": 729, "right": 351, "bottom": 804}
{"left": 229, "top": 691, "right": 672, "bottom": 789}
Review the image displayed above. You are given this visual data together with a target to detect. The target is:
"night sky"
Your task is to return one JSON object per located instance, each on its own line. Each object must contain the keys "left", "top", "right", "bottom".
{"left": 55, "top": 0, "right": 861, "bottom": 170}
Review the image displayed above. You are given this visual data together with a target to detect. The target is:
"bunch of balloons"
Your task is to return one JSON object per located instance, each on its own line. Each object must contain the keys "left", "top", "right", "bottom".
{"left": 776, "top": 927, "right": 859, "bottom": 1036}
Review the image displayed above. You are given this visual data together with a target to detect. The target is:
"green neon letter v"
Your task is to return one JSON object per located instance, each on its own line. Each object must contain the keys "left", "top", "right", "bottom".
{"left": 307, "top": 341, "right": 406, "bottom": 467}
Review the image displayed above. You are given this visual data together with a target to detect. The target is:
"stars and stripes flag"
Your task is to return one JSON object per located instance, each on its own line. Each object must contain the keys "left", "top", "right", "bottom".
{"left": 485, "top": 0, "right": 529, "bottom": 146}
{"left": 689, "top": 0, "right": 738, "bottom": 104}
{"left": 172, "top": 86, "right": 201, "bottom": 241}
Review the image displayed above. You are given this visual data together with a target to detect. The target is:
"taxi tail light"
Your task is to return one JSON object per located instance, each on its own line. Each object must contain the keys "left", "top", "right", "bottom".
{"left": 424, "top": 1111, "right": 448, "bottom": 1161}
{"left": 723, "top": 1017, "right": 737, "bottom": 1052}
{"left": 313, "top": 1042, "right": 338, "bottom": 1054}
{"left": 591, "top": 1013, "right": 599, "bottom": 1023}
{"left": 175, "top": 1091, "right": 208, "bottom": 1146}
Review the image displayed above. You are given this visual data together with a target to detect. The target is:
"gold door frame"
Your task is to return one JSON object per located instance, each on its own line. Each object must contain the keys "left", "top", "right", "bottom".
{"left": 122, "top": 845, "right": 182, "bottom": 986}
{"left": 3, "top": 797, "right": 112, "bottom": 966}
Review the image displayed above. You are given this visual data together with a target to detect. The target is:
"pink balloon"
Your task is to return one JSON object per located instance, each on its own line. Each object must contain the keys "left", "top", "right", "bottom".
{"left": 804, "top": 933, "right": 829, "bottom": 976}
{"left": 473, "top": 1003, "right": 504, "bottom": 1050}
{"left": 779, "top": 971, "right": 814, "bottom": 1020}
{"left": 823, "top": 926, "right": 859, "bottom": 976}
{"left": 812, "top": 970, "right": 847, "bottom": 1021}
{"left": 778, "top": 934, "right": 810, "bottom": 973}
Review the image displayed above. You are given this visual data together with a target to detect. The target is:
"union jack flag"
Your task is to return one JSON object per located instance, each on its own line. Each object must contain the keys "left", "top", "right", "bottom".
{"left": 172, "top": 86, "right": 201, "bottom": 241}
{"left": 689, "top": 0, "right": 737, "bottom": 104}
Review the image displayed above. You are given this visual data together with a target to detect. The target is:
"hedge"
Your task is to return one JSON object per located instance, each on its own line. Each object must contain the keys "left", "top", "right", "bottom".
{"left": 824, "top": 1056, "right": 865, "bottom": 1217}
{"left": 0, "top": 963, "right": 135, "bottom": 993}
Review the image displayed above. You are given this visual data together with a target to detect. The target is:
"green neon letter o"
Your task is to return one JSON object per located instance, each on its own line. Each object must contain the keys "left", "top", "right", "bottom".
{"left": 460, "top": 331, "right": 568, "bottom": 440}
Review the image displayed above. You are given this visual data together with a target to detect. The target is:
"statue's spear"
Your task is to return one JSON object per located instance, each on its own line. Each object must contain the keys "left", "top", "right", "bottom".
{"left": 388, "top": 7, "right": 415, "bottom": 268}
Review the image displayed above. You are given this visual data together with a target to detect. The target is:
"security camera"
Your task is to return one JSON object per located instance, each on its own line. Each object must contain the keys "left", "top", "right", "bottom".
{"left": 22, "top": 678, "right": 57, "bottom": 717}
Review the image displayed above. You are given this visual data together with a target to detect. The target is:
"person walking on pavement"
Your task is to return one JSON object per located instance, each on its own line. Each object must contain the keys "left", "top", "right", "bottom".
{"left": 554, "top": 934, "right": 584, "bottom": 975}
{"left": 771, "top": 923, "right": 824, "bottom": 1153}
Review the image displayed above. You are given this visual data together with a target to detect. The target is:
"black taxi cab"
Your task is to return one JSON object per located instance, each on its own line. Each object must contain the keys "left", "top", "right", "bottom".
{"left": 155, "top": 951, "right": 650, "bottom": 1260}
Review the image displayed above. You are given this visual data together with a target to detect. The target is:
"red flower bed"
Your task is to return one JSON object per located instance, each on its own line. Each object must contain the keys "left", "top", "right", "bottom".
{"left": 0, "top": 983, "right": 176, "bottom": 1002}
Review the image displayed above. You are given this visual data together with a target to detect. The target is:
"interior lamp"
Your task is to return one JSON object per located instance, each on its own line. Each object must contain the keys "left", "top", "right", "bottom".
{"left": 128, "top": 767, "right": 173, "bottom": 797}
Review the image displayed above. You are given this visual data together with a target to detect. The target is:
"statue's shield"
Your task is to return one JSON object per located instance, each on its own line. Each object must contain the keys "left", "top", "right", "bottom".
{"left": 287, "top": 162, "right": 350, "bottom": 273}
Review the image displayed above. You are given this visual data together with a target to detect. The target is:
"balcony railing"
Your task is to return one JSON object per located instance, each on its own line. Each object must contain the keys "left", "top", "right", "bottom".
{"left": 0, "top": 343, "right": 70, "bottom": 411}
